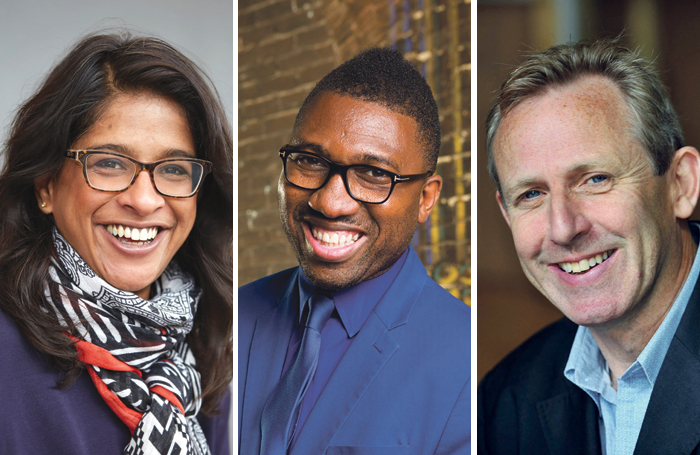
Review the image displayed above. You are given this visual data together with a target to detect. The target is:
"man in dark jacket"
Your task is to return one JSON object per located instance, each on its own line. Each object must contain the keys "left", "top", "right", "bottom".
{"left": 479, "top": 38, "right": 700, "bottom": 455}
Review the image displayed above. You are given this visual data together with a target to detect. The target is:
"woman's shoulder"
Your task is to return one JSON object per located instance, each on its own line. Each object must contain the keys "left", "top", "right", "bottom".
{"left": 0, "top": 308, "right": 131, "bottom": 454}
{"left": 198, "top": 388, "right": 232, "bottom": 455}
{"left": 0, "top": 310, "right": 231, "bottom": 454}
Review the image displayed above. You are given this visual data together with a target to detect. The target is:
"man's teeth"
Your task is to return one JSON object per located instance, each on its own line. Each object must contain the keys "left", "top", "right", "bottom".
{"left": 106, "top": 224, "right": 159, "bottom": 244}
{"left": 559, "top": 250, "right": 612, "bottom": 274}
{"left": 312, "top": 227, "right": 359, "bottom": 247}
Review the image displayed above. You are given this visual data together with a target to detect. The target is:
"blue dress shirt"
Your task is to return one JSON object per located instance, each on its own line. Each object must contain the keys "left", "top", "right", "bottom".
{"left": 282, "top": 248, "right": 409, "bottom": 449}
{"left": 565, "top": 224, "right": 700, "bottom": 455}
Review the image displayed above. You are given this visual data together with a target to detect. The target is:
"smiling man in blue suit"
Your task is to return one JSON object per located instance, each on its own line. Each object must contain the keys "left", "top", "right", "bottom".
{"left": 238, "top": 48, "right": 471, "bottom": 455}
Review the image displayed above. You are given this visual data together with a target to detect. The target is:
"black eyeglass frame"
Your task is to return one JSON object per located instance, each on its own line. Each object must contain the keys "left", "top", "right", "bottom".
{"left": 66, "top": 150, "right": 213, "bottom": 198}
{"left": 279, "top": 148, "right": 433, "bottom": 204}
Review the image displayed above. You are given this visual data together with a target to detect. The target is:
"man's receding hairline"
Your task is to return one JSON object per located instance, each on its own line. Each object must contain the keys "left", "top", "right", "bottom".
{"left": 494, "top": 73, "right": 644, "bottom": 178}
{"left": 493, "top": 79, "right": 653, "bottom": 212}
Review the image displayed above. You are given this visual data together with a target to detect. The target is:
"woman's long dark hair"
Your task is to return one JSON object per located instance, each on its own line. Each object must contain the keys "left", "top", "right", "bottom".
{"left": 1, "top": 32, "right": 232, "bottom": 415}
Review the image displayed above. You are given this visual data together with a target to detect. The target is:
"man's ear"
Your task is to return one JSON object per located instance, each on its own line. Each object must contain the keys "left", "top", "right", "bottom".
{"left": 669, "top": 146, "right": 700, "bottom": 219}
{"left": 418, "top": 175, "right": 442, "bottom": 223}
{"left": 34, "top": 175, "right": 55, "bottom": 214}
{"left": 496, "top": 191, "right": 512, "bottom": 228}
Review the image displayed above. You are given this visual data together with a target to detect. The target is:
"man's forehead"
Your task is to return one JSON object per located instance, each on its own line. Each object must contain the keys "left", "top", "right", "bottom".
{"left": 296, "top": 92, "right": 415, "bottom": 130}
{"left": 500, "top": 76, "right": 627, "bottom": 133}
{"left": 493, "top": 76, "right": 652, "bottom": 196}
{"left": 495, "top": 77, "right": 633, "bottom": 161}
{"left": 290, "top": 92, "right": 422, "bottom": 169}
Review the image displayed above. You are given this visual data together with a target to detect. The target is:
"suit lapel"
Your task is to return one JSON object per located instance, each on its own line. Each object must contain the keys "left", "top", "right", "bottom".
{"left": 537, "top": 384, "right": 602, "bottom": 455}
{"left": 239, "top": 272, "right": 299, "bottom": 455}
{"left": 289, "top": 247, "right": 425, "bottom": 454}
{"left": 290, "top": 313, "right": 398, "bottom": 455}
{"left": 634, "top": 279, "right": 700, "bottom": 455}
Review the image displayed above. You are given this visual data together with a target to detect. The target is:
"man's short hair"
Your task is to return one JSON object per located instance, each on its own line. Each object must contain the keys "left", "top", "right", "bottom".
{"left": 294, "top": 47, "right": 441, "bottom": 173}
{"left": 486, "top": 38, "right": 685, "bottom": 194}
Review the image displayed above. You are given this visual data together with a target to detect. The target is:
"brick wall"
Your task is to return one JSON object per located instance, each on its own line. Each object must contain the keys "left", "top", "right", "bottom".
{"left": 239, "top": 0, "right": 470, "bottom": 304}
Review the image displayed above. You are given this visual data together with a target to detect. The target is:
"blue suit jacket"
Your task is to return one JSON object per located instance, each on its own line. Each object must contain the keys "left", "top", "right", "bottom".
{"left": 239, "top": 246, "right": 471, "bottom": 454}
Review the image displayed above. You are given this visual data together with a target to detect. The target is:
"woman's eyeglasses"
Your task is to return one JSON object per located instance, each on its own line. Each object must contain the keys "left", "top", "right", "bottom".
{"left": 66, "top": 150, "right": 212, "bottom": 198}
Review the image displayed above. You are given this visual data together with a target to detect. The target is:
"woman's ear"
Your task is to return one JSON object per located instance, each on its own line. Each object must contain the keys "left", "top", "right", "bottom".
{"left": 34, "top": 176, "right": 55, "bottom": 214}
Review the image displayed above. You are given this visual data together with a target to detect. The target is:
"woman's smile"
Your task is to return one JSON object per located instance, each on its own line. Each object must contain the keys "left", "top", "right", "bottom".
{"left": 106, "top": 224, "right": 160, "bottom": 244}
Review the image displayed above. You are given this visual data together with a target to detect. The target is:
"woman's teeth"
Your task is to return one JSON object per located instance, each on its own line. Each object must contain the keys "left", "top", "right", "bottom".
{"left": 106, "top": 224, "right": 159, "bottom": 244}
{"left": 558, "top": 250, "right": 613, "bottom": 274}
{"left": 311, "top": 227, "right": 359, "bottom": 247}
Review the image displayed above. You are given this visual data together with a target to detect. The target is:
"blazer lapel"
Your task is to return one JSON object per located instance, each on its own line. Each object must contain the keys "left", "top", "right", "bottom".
{"left": 537, "top": 384, "right": 601, "bottom": 455}
{"left": 634, "top": 280, "right": 700, "bottom": 455}
{"left": 289, "top": 247, "right": 426, "bottom": 454}
{"left": 290, "top": 313, "right": 398, "bottom": 455}
{"left": 240, "top": 273, "right": 299, "bottom": 455}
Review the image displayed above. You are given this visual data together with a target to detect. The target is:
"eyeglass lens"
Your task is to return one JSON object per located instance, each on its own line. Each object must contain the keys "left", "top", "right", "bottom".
{"left": 85, "top": 152, "right": 204, "bottom": 197}
{"left": 285, "top": 152, "right": 393, "bottom": 203}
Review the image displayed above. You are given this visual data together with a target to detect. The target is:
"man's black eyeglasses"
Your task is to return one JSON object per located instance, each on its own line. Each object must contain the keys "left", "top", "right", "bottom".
{"left": 279, "top": 148, "right": 432, "bottom": 204}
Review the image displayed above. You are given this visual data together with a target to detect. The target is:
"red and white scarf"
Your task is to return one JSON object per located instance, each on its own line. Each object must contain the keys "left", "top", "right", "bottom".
{"left": 44, "top": 228, "right": 210, "bottom": 455}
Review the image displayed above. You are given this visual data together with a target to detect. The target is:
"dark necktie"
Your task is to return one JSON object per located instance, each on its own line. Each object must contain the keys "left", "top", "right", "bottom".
{"left": 260, "top": 294, "right": 335, "bottom": 454}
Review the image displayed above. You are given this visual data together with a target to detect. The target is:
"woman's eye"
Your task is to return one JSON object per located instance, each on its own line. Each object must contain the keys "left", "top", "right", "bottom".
{"left": 160, "top": 164, "right": 189, "bottom": 176}
{"left": 92, "top": 158, "right": 129, "bottom": 172}
{"left": 96, "top": 159, "right": 124, "bottom": 169}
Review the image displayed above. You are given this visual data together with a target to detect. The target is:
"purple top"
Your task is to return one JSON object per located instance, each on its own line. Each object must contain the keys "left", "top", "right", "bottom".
{"left": 0, "top": 308, "right": 230, "bottom": 455}
{"left": 283, "top": 248, "right": 409, "bottom": 449}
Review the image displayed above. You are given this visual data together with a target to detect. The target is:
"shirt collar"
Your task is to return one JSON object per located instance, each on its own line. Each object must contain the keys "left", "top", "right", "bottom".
{"left": 565, "top": 221, "right": 700, "bottom": 392}
{"left": 565, "top": 326, "right": 617, "bottom": 406}
{"left": 297, "top": 248, "right": 410, "bottom": 337}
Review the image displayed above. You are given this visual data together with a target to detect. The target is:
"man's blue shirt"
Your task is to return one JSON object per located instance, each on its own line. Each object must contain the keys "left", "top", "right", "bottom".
{"left": 282, "top": 248, "right": 409, "bottom": 447}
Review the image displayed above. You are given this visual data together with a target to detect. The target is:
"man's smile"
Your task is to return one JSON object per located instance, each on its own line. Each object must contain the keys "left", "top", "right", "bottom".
{"left": 557, "top": 249, "right": 615, "bottom": 274}
{"left": 302, "top": 222, "right": 367, "bottom": 262}
{"left": 310, "top": 225, "right": 361, "bottom": 247}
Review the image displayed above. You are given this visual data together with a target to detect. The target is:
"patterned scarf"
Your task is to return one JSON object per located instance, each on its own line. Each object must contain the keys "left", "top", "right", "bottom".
{"left": 43, "top": 228, "right": 211, "bottom": 455}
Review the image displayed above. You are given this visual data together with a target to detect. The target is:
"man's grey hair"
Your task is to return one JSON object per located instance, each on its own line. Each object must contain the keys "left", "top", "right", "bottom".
{"left": 486, "top": 38, "right": 685, "bottom": 196}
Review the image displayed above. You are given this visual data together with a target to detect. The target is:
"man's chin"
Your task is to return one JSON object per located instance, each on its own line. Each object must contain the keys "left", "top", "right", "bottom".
{"left": 548, "top": 295, "right": 629, "bottom": 328}
{"left": 298, "top": 261, "right": 364, "bottom": 293}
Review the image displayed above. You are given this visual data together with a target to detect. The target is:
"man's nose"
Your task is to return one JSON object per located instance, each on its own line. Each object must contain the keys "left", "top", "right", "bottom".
{"left": 115, "top": 170, "right": 165, "bottom": 215}
{"left": 548, "top": 192, "right": 591, "bottom": 245}
{"left": 307, "top": 172, "right": 361, "bottom": 218}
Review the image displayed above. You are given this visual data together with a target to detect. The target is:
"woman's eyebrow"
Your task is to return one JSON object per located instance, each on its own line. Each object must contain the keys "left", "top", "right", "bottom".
{"left": 79, "top": 145, "right": 195, "bottom": 159}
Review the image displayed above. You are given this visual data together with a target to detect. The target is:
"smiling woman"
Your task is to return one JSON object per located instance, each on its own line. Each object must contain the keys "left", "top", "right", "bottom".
{"left": 0, "top": 32, "right": 232, "bottom": 454}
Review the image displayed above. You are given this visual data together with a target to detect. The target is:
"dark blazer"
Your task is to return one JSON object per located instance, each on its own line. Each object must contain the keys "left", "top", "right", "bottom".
{"left": 239, "top": 246, "right": 471, "bottom": 455}
{"left": 478, "top": 274, "right": 700, "bottom": 455}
